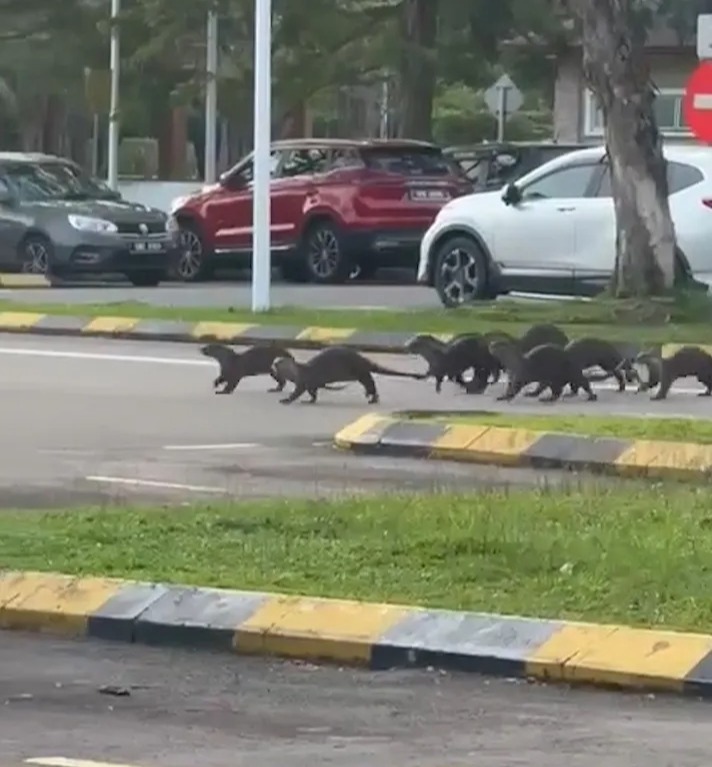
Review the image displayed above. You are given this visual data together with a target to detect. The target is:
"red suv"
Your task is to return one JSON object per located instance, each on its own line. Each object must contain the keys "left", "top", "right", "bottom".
{"left": 170, "top": 138, "right": 473, "bottom": 283}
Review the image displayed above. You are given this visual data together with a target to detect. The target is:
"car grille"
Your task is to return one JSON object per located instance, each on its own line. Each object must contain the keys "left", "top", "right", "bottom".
{"left": 115, "top": 221, "right": 165, "bottom": 235}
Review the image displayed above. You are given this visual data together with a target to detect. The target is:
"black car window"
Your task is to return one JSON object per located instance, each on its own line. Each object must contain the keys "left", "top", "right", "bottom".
{"left": 2, "top": 161, "right": 111, "bottom": 202}
{"left": 595, "top": 161, "right": 704, "bottom": 196}
{"left": 359, "top": 147, "right": 462, "bottom": 177}
{"left": 225, "top": 150, "right": 281, "bottom": 186}
{"left": 279, "top": 148, "right": 329, "bottom": 178}
{"left": 520, "top": 163, "right": 599, "bottom": 200}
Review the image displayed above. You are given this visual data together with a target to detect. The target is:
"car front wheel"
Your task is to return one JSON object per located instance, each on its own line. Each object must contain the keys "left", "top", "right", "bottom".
{"left": 173, "top": 222, "right": 211, "bottom": 282}
{"left": 432, "top": 235, "right": 489, "bottom": 307}
{"left": 19, "top": 234, "right": 53, "bottom": 275}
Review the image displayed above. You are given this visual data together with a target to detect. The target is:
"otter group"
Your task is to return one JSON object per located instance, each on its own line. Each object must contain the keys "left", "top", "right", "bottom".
{"left": 199, "top": 323, "right": 712, "bottom": 404}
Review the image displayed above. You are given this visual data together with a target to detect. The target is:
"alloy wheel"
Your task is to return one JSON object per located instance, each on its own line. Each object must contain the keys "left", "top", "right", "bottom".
{"left": 307, "top": 228, "right": 341, "bottom": 279}
{"left": 439, "top": 246, "right": 482, "bottom": 305}
{"left": 177, "top": 228, "right": 204, "bottom": 280}
{"left": 21, "top": 241, "right": 49, "bottom": 274}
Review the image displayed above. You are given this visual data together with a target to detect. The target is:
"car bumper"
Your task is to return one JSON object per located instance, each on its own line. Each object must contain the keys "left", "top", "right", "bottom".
{"left": 54, "top": 232, "right": 178, "bottom": 275}
{"left": 342, "top": 228, "right": 426, "bottom": 266}
{"left": 416, "top": 223, "right": 439, "bottom": 284}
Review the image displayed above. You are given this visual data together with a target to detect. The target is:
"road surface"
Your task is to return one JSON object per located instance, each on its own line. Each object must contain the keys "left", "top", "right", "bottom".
{"left": 0, "top": 632, "right": 709, "bottom": 767}
{"left": 0, "top": 332, "right": 707, "bottom": 508}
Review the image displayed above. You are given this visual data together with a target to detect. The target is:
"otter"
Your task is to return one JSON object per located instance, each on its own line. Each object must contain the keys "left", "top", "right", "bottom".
{"left": 405, "top": 333, "right": 502, "bottom": 393}
{"left": 200, "top": 342, "right": 293, "bottom": 393}
{"left": 635, "top": 346, "right": 712, "bottom": 400}
{"left": 273, "top": 346, "right": 427, "bottom": 405}
{"left": 489, "top": 340, "right": 597, "bottom": 402}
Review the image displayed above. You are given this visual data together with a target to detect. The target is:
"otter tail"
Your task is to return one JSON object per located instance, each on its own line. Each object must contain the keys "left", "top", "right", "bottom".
{"left": 368, "top": 362, "right": 428, "bottom": 380}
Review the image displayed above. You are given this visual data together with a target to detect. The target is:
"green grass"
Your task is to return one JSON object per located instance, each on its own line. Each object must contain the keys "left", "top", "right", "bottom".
{"left": 400, "top": 410, "right": 712, "bottom": 444}
{"left": 3, "top": 486, "right": 712, "bottom": 631}
{"left": 3, "top": 291, "right": 712, "bottom": 345}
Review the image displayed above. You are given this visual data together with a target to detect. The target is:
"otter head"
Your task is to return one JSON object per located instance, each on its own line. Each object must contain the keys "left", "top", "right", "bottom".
{"left": 271, "top": 355, "right": 298, "bottom": 381}
{"left": 200, "top": 343, "right": 224, "bottom": 358}
{"left": 405, "top": 334, "right": 438, "bottom": 353}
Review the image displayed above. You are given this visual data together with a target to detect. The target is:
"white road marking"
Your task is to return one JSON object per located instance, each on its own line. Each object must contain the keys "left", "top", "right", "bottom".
{"left": 85, "top": 475, "right": 226, "bottom": 494}
{"left": 26, "top": 760, "right": 143, "bottom": 767}
{"left": 0, "top": 346, "right": 210, "bottom": 366}
{"left": 162, "top": 442, "right": 259, "bottom": 450}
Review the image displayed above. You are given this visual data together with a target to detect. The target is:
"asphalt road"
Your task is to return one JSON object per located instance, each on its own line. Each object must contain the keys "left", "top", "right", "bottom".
{"left": 1, "top": 279, "right": 438, "bottom": 311}
{"left": 0, "top": 332, "right": 709, "bottom": 508}
{"left": 0, "top": 632, "right": 710, "bottom": 767}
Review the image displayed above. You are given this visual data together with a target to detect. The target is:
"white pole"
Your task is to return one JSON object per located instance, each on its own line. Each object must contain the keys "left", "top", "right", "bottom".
{"left": 204, "top": 6, "right": 218, "bottom": 183}
{"left": 107, "top": 0, "right": 120, "bottom": 190}
{"left": 251, "top": 0, "right": 271, "bottom": 312}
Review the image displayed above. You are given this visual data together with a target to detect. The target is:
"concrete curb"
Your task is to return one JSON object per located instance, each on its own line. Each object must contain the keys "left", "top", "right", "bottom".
{"left": 1, "top": 569, "right": 711, "bottom": 697}
{"left": 0, "top": 310, "right": 422, "bottom": 353}
{"left": 333, "top": 413, "right": 712, "bottom": 481}
{"left": 0, "top": 274, "right": 51, "bottom": 288}
{"left": 0, "top": 310, "right": 694, "bottom": 357}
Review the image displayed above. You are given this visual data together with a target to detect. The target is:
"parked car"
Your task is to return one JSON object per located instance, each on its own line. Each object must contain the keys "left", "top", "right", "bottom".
{"left": 169, "top": 138, "right": 473, "bottom": 284}
{"left": 0, "top": 152, "right": 176, "bottom": 285}
{"left": 444, "top": 141, "right": 585, "bottom": 192}
{"left": 417, "top": 144, "right": 709, "bottom": 306}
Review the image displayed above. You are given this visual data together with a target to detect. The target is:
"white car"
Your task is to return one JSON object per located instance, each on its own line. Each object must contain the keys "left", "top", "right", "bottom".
{"left": 417, "top": 144, "right": 711, "bottom": 306}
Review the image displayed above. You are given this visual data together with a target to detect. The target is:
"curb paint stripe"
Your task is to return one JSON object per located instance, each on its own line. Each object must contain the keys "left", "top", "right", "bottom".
{"left": 0, "top": 311, "right": 45, "bottom": 328}
{"left": 0, "top": 273, "right": 51, "bottom": 287}
{"left": 295, "top": 326, "right": 357, "bottom": 342}
{"left": 81, "top": 316, "right": 140, "bottom": 334}
{"left": 2, "top": 570, "right": 712, "bottom": 697}
{"left": 333, "top": 415, "right": 712, "bottom": 481}
{"left": 190, "top": 321, "right": 255, "bottom": 340}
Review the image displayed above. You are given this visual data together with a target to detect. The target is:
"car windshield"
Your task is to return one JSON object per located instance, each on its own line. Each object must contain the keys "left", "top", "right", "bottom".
{"left": 4, "top": 162, "right": 114, "bottom": 202}
{"left": 360, "top": 148, "right": 463, "bottom": 177}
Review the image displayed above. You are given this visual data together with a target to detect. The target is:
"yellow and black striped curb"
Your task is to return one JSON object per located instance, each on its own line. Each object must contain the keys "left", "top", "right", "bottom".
{"left": 3, "top": 569, "right": 712, "bottom": 698}
{"left": 0, "top": 310, "right": 699, "bottom": 357}
{"left": 334, "top": 412, "right": 712, "bottom": 481}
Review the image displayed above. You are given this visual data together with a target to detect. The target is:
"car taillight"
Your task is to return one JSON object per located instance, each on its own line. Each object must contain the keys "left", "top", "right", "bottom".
{"left": 703, "top": 198, "right": 712, "bottom": 208}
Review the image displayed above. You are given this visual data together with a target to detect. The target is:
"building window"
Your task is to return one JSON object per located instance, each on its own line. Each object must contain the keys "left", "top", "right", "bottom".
{"left": 583, "top": 89, "right": 690, "bottom": 136}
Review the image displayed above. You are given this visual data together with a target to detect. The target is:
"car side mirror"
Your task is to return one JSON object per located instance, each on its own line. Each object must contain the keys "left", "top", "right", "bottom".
{"left": 502, "top": 183, "right": 521, "bottom": 205}
{"left": 220, "top": 172, "right": 246, "bottom": 189}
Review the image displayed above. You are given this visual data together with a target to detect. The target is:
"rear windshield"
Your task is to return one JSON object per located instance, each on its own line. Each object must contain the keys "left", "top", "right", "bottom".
{"left": 359, "top": 148, "right": 462, "bottom": 177}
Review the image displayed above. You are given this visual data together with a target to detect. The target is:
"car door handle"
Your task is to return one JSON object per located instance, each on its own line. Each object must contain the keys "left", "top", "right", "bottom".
{"left": 556, "top": 206, "right": 576, "bottom": 212}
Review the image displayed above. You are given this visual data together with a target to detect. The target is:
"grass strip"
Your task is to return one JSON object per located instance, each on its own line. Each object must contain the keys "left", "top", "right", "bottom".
{"left": 1, "top": 294, "right": 712, "bottom": 344}
{"left": 400, "top": 411, "right": 712, "bottom": 444}
{"left": 2, "top": 485, "right": 712, "bottom": 631}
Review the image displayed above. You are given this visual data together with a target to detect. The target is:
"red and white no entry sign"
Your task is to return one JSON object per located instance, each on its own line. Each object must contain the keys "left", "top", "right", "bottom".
{"left": 683, "top": 60, "right": 712, "bottom": 143}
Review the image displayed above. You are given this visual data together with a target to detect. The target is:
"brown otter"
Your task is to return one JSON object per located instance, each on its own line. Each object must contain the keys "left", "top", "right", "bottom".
{"left": 405, "top": 333, "right": 502, "bottom": 393}
{"left": 519, "top": 323, "right": 569, "bottom": 352}
{"left": 200, "top": 342, "right": 294, "bottom": 393}
{"left": 525, "top": 337, "right": 637, "bottom": 397}
{"left": 273, "top": 346, "right": 427, "bottom": 405}
{"left": 489, "top": 340, "right": 597, "bottom": 402}
{"left": 635, "top": 346, "right": 712, "bottom": 400}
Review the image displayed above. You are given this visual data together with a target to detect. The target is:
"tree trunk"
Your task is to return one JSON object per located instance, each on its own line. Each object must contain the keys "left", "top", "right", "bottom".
{"left": 397, "top": 0, "right": 438, "bottom": 141}
{"left": 573, "top": 0, "right": 676, "bottom": 297}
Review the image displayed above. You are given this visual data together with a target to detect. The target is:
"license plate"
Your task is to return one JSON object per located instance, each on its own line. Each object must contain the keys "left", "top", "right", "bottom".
{"left": 132, "top": 241, "right": 164, "bottom": 252}
{"left": 409, "top": 188, "right": 450, "bottom": 202}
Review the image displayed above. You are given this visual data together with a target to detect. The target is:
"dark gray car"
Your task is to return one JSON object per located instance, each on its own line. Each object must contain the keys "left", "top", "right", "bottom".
{"left": 0, "top": 152, "right": 178, "bottom": 285}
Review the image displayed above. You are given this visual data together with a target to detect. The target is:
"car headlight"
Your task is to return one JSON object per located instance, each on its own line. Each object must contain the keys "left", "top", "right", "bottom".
{"left": 68, "top": 214, "right": 117, "bottom": 233}
{"left": 166, "top": 214, "right": 180, "bottom": 233}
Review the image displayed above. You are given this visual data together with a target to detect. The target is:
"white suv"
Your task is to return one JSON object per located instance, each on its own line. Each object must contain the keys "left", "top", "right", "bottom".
{"left": 417, "top": 144, "right": 711, "bottom": 306}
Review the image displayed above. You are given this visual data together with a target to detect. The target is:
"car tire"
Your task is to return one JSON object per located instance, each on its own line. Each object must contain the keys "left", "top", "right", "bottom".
{"left": 432, "top": 235, "right": 490, "bottom": 307}
{"left": 19, "top": 234, "right": 53, "bottom": 275}
{"left": 125, "top": 270, "right": 164, "bottom": 287}
{"left": 300, "top": 220, "right": 352, "bottom": 284}
{"left": 172, "top": 221, "right": 211, "bottom": 282}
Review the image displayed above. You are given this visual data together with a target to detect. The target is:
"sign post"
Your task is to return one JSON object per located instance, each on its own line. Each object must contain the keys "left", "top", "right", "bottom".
{"left": 484, "top": 74, "right": 523, "bottom": 142}
{"left": 683, "top": 61, "right": 712, "bottom": 143}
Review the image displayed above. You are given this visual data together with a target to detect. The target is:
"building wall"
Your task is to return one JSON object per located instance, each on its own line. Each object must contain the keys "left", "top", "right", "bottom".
{"left": 554, "top": 48, "right": 698, "bottom": 143}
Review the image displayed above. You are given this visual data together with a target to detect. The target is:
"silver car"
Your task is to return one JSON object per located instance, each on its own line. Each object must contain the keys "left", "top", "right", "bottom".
{"left": 0, "top": 152, "right": 178, "bottom": 286}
